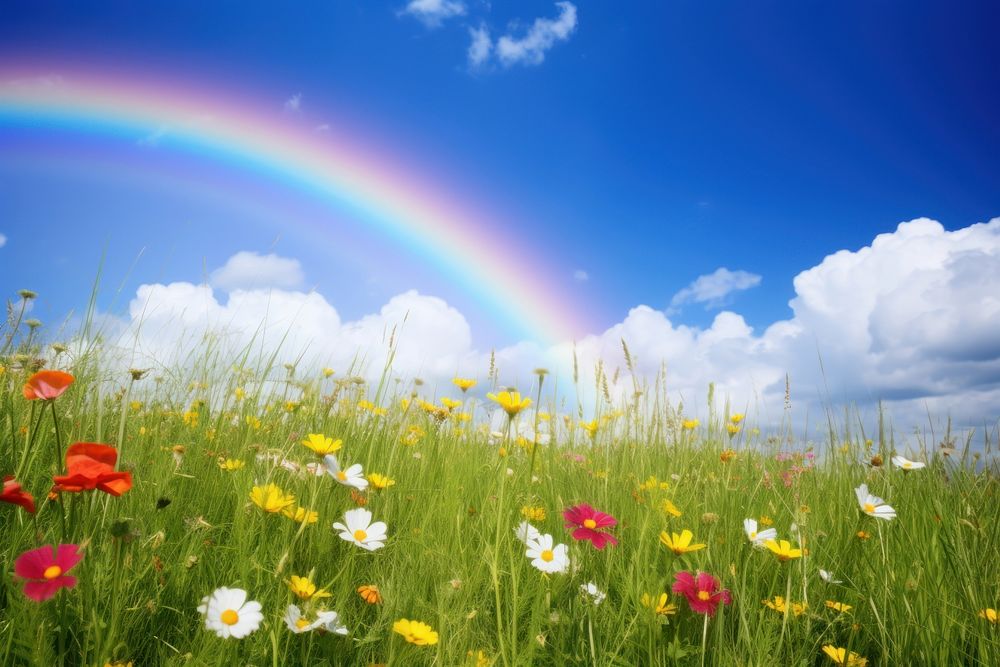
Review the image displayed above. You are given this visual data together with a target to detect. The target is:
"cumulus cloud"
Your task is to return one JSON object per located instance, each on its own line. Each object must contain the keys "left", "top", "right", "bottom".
{"left": 496, "top": 2, "right": 577, "bottom": 67}
{"left": 669, "top": 267, "right": 762, "bottom": 310}
{"left": 402, "top": 0, "right": 466, "bottom": 28}
{"left": 284, "top": 93, "right": 302, "bottom": 112}
{"left": 0, "top": 233, "right": 6, "bottom": 248}
{"left": 209, "top": 252, "right": 305, "bottom": 292}
{"left": 468, "top": 24, "right": 492, "bottom": 68}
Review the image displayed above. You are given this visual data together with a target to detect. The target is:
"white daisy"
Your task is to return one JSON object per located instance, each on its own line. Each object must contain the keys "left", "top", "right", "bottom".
{"left": 197, "top": 587, "right": 264, "bottom": 639}
{"left": 514, "top": 520, "right": 541, "bottom": 546}
{"left": 525, "top": 533, "right": 570, "bottom": 574}
{"left": 580, "top": 582, "right": 606, "bottom": 605}
{"left": 324, "top": 455, "right": 369, "bottom": 490}
{"left": 333, "top": 507, "right": 387, "bottom": 551}
{"left": 819, "top": 569, "right": 843, "bottom": 584}
{"left": 743, "top": 518, "right": 777, "bottom": 547}
{"left": 855, "top": 483, "right": 896, "bottom": 521}
{"left": 284, "top": 605, "right": 349, "bottom": 635}
{"left": 891, "top": 455, "right": 926, "bottom": 471}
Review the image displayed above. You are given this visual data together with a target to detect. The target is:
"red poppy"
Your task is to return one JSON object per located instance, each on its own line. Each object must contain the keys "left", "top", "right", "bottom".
{"left": 672, "top": 571, "right": 732, "bottom": 616}
{"left": 22, "top": 370, "right": 75, "bottom": 401}
{"left": 1, "top": 476, "right": 36, "bottom": 514}
{"left": 53, "top": 443, "right": 132, "bottom": 496}
{"left": 563, "top": 503, "right": 618, "bottom": 549}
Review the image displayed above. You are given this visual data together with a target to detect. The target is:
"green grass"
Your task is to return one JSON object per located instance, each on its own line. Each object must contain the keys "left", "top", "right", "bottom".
{"left": 0, "top": 333, "right": 998, "bottom": 666}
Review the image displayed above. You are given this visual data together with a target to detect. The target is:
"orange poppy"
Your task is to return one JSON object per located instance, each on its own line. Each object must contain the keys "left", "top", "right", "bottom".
{"left": 1, "top": 476, "right": 36, "bottom": 514}
{"left": 53, "top": 443, "right": 132, "bottom": 496}
{"left": 357, "top": 584, "right": 383, "bottom": 604}
{"left": 23, "top": 370, "right": 75, "bottom": 401}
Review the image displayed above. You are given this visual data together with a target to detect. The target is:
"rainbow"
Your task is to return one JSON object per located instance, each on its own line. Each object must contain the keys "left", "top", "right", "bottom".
{"left": 0, "top": 68, "right": 588, "bottom": 345}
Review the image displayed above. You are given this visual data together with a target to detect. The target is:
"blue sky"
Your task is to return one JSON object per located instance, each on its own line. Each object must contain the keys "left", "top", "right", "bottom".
{"left": 1, "top": 2, "right": 999, "bottom": 426}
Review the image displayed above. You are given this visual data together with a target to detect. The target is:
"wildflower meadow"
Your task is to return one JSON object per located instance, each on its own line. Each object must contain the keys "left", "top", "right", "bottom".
{"left": 1, "top": 300, "right": 998, "bottom": 666}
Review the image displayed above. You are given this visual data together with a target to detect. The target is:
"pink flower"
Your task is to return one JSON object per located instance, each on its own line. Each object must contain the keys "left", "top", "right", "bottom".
{"left": 672, "top": 571, "right": 732, "bottom": 616}
{"left": 563, "top": 503, "right": 618, "bottom": 549}
{"left": 14, "top": 544, "right": 83, "bottom": 602}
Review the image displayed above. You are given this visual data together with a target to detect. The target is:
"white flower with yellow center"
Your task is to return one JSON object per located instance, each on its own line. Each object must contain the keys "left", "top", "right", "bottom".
{"left": 197, "top": 587, "right": 263, "bottom": 639}
{"left": 514, "top": 520, "right": 541, "bottom": 546}
{"left": 323, "top": 455, "right": 369, "bottom": 490}
{"left": 855, "top": 483, "right": 896, "bottom": 521}
{"left": 891, "top": 455, "right": 926, "bottom": 471}
{"left": 743, "top": 518, "right": 777, "bottom": 548}
{"left": 525, "top": 533, "right": 569, "bottom": 574}
{"left": 333, "top": 507, "right": 387, "bottom": 551}
{"left": 284, "top": 605, "right": 349, "bottom": 635}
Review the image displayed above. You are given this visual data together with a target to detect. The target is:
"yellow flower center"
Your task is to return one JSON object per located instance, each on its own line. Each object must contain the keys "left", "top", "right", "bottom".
{"left": 43, "top": 565, "right": 62, "bottom": 580}
{"left": 583, "top": 519, "right": 597, "bottom": 529}
{"left": 354, "top": 529, "right": 368, "bottom": 542}
{"left": 864, "top": 502, "right": 875, "bottom": 514}
{"left": 697, "top": 591, "right": 711, "bottom": 601}
{"left": 749, "top": 531, "right": 757, "bottom": 539}
{"left": 337, "top": 471, "right": 347, "bottom": 481}
{"left": 903, "top": 462, "right": 912, "bottom": 469}
{"left": 220, "top": 609, "right": 239, "bottom": 626}
{"left": 540, "top": 549, "right": 554, "bottom": 562}
{"left": 295, "top": 618, "right": 310, "bottom": 630}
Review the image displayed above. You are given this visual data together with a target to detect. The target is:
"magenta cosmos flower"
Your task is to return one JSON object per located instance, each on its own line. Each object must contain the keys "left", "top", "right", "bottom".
{"left": 563, "top": 504, "right": 618, "bottom": 549}
{"left": 14, "top": 544, "right": 83, "bottom": 602}
{"left": 672, "top": 571, "right": 732, "bottom": 616}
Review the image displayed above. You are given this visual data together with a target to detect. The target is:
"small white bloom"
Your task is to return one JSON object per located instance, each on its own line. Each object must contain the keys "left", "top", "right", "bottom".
{"left": 514, "top": 520, "right": 541, "bottom": 545}
{"left": 525, "top": 533, "right": 570, "bottom": 574}
{"left": 743, "top": 518, "right": 777, "bottom": 547}
{"left": 333, "top": 507, "right": 387, "bottom": 551}
{"left": 324, "top": 455, "right": 369, "bottom": 490}
{"left": 855, "top": 483, "right": 896, "bottom": 521}
{"left": 284, "top": 605, "right": 349, "bottom": 635}
{"left": 580, "top": 582, "right": 606, "bottom": 605}
{"left": 819, "top": 569, "right": 843, "bottom": 584}
{"left": 891, "top": 455, "right": 926, "bottom": 471}
{"left": 197, "top": 587, "right": 264, "bottom": 639}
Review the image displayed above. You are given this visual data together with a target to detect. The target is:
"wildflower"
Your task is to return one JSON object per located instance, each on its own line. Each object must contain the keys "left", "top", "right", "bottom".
{"left": 283, "top": 506, "right": 319, "bottom": 524}
{"left": 978, "top": 608, "right": 998, "bottom": 623}
{"left": 726, "top": 423, "right": 740, "bottom": 436}
{"left": 856, "top": 530, "right": 870, "bottom": 540}
{"left": 23, "top": 370, "right": 74, "bottom": 401}
{"left": 324, "top": 455, "right": 368, "bottom": 490}
{"left": 357, "top": 584, "right": 382, "bottom": 604}
{"left": 720, "top": 448, "right": 737, "bottom": 463}
{"left": 759, "top": 515, "right": 774, "bottom": 526}
{"left": 826, "top": 600, "right": 852, "bottom": 613}
{"left": 197, "top": 587, "right": 263, "bottom": 639}
{"left": 287, "top": 575, "right": 330, "bottom": 600}
{"left": 441, "top": 397, "right": 462, "bottom": 411}
{"left": 855, "top": 484, "right": 896, "bottom": 521}
{"left": 579, "top": 420, "right": 599, "bottom": 438}
{"left": 302, "top": 433, "right": 342, "bottom": 456}
{"left": 367, "top": 473, "right": 395, "bottom": 490}
{"left": 521, "top": 505, "right": 546, "bottom": 521}
{"left": 284, "top": 604, "right": 348, "bottom": 635}
{"left": 453, "top": 377, "right": 476, "bottom": 392}
{"left": 563, "top": 504, "right": 618, "bottom": 549}
{"left": 525, "top": 534, "right": 570, "bottom": 574}
{"left": 14, "top": 544, "right": 82, "bottom": 601}
{"left": 660, "top": 499, "right": 682, "bottom": 517}
{"left": 763, "top": 596, "right": 807, "bottom": 616}
{"left": 393, "top": 618, "right": 439, "bottom": 645}
{"left": 891, "top": 455, "right": 926, "bottom": 471}
{"left": 580, "top": 582, "right": 606, "bottom": 605}
{"left": 467, "top": 650, "right": 491, "bottom": 667}
{"left": 333, "top": 508, "right": 387, "bottom": 551}
{"left": 514, "top": 520, "right": 541, "bottom": 546}
{"left": 659, "top": 529, "right": 706, "bottom": 556}
{"left": 681, "top": 419, "right": 699, "bottom": 430}
{"left": 743, "top": 518, "right": 777, "bottom": 548}
{"left": 672, "top": 571, "right": 732, "bottom": 616}
{"left": 322, "top": 367, "right": 335, "bottom": 377}
{"left": 249, "top": 484, "right": 295, "bottom": 513}
{"left": 821, "top": 645, "right": 868, "bottom": 666}
{"left": 218, "top": 458, "right": 245, "bottom": 471}
{"left": 819, "top": 569, "right": 843, "bottom": 584}
{"left": 764, "top": 539, "right": 803, "bottom": 562}
{"left": 641, "top": 592, "right": 678, "bottom": 616}
{"left": 1, "top": 476, "right": 36, "bottom": 514}
{"left": 730, "top": 413, "right": 744, "bottom": 424}
{"left": 487, "top": 391, "right": 532, "bottom": 418}
{"left": 53, "top": 443, "right": 132, "bottom": 496}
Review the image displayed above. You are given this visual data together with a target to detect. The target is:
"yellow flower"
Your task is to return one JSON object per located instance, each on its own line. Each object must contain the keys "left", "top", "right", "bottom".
{"left": 182, "top": 410, "right": 199, "bottom": 427}
{"left": 322, "top": 367, "right": 335, "bottom": 377}
{"left": 758, "top": 515, "right": 774, "bottom": 527}
{"left": 467, "top": 650, "right": 491, "bottom": 667}
{"left": 453, "top": 377, "right": 477, "bottom": 392}
{"left": 287, "top": 575, "right": 330, "bottom": 600}
{"left": 487, "top": 391, "right": 532, "bottom": 418}
{"left": 357, "top": 584, "right": 382, "bottom": 605}
{"left": 579, "top": 419, "right": 600, "bottom": 438}
{"left": 218, "top": 458, "right": 245, "bottom": 471}
{"left": 129, "top": 400, "right": 143, "bottom": 412}
{"left": 402, "top": 424, "right": 425, "bottom": 445}
{"left": 441, "top": 397, "right": 463, "bottom": 410}
{"left": 730, "top": 413, "right": 744, "bottom": 424}
{"left": 764, "top": 539, "right": 803, "bottom": 562}
{"left": 979, "top": 608, "right": 998, "bottom": 623}
{"left": 763, "top": 596, "right": 807, "bottom": 616}
{"left": 726, "top": 423, "right": 740, "bottom": 435}
{"left": 856, "top": 530, "right": 870, "bottom": 541}
{"left": 245, "top": 415, "right": 262, "bottom": 430}
{"left": 826, "top": 600, "right": 852, "bottom": 613}
{"left": 520, "top": 505, "right": 546, "bottom": 522}
{"left": 641, "top": 592, "right": 677, "bottom": 616}
{"left": 234, "top": 387, "right": 245, "bottom": 401}
{"left": 301, "top": 433, "right": 342, "bottom": 456}
{"left": 250, "top": 484, "right": 295, "bottom": 513}
{"left": 393, "top": 618, "right": 438, "bottom": 646}
{"left": 720, "top": 448, "right": 737, "bottom": 463}
{"left": 660, "top": 499, "right": 682, "bottom": 517}
{"left": 283, "top": 506, "right": 319, "bottom": 524}
{"left": 822, "top": 645, "right": 868, "bottom": 666}
{"left": 357, "top": 400, "right": 375, "bottom": 411}
{"left": 367, "top": 473, "right": 396, "bottom": 490}
{"left": 659, "top": 529, "right": 706, "bottom": 555}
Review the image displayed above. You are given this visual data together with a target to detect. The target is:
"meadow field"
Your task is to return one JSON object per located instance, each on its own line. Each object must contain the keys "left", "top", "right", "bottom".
{"left": 1, "top": 301, "right": 998, "bottom": 667}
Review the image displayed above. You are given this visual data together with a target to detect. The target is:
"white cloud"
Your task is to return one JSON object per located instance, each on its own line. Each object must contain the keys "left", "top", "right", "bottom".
{"left": 209, "top": 252, "right": 305, "bottom": 292}
{"left": 573, "top": 269, "right": 589, "bottom": 282}
{"left": 468, "top": 24, "right": 492, "bottom": 68}
{"left": 402, "top": 0, "right": 466, "bottom": 28}
{"left": 284, "top": 94, "right": 302, "bottom": 112}
{"left": 0, "top": 233, "right": 6, "bottom": 248}
{"left": 496, "top": 2, "right": 577, "bottom": 67}
{"left": 670, "top": 267, "right": 762, "bottom": 310}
